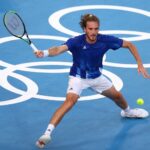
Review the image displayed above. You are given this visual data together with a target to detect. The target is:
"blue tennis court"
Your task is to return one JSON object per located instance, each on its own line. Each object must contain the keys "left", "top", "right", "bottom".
{"left": 0, "top": 0, "right": 150, "bottom": 150}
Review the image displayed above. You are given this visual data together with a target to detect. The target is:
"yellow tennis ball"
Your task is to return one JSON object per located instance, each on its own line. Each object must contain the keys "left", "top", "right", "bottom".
{"left": 137, "top": 98, "right": 144, "bottom": 105}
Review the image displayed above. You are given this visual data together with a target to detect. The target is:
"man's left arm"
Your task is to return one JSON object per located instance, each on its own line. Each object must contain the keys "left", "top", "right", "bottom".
{"left": 122, "top": 40, "right": 150, "bottom": 78}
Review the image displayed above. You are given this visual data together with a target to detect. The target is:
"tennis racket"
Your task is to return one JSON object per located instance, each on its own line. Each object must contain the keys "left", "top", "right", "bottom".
{"left": 3, "top": 11, "right": 38, "bottom": 52}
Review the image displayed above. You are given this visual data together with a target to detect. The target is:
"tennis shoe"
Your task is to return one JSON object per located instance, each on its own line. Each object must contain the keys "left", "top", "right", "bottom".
{"left": 121, "top": 108, "right": 149, "bottom": 118}
{"left": 36, "top": 134, "right": 51, "bottom": 149}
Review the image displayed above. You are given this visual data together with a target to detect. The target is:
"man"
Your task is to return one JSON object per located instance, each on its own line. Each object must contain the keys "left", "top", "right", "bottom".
{"left": 35, "top": 14, "right": 150, "bottom": 148}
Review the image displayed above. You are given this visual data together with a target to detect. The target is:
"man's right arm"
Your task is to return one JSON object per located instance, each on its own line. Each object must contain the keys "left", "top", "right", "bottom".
{"left": 35, "top": 44, "right": 68, "bottom": 57}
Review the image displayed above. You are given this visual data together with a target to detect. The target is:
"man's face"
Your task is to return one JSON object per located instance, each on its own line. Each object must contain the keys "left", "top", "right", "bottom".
{"left": 84, "top": 21, "right": 99, "bottom": 43}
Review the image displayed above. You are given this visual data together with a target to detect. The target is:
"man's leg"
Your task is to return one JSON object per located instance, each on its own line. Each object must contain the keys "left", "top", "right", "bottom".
{"left": 101, "top": 86, "right": 147, "bottom": 118}
{"left": 50, "top": 93, "right": 79, "bottom": 126}
{"left": 36, "top": 93, "right": 79, "bottom": 148}
{"left": 101, "top": 85, "right": 128, "bottom": 110}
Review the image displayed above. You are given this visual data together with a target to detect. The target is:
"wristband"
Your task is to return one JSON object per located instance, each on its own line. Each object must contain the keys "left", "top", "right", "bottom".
{"left": 43, "top": 50, "right": 49, "bottom": 57}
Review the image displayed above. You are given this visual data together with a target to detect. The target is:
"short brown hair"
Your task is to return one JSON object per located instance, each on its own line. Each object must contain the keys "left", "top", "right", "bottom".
{"left": 79, "top": 14, "right": 100, "bottom": 30}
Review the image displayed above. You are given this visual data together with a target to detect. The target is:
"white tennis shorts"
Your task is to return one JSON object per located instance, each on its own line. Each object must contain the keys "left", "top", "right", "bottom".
{"left": 67, "top": 75, "right": 113, "bottom": 96}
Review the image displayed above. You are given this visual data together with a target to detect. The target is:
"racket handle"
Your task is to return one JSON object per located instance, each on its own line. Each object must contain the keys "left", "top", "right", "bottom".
{"left": 30, "top": 43, "right": 38, "bottom": 52}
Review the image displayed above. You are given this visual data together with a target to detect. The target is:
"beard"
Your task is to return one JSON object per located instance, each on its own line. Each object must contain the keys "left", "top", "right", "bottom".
{"left": 86, "top": 34, "right": 97, "bottom": 43}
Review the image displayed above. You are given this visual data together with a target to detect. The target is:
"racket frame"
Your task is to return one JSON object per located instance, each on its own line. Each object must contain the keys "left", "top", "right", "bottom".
{"left": 3, "top": 11, "right": 38, "bottom": 52}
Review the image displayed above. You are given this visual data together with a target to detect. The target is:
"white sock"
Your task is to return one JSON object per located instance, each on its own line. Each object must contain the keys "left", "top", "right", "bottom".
{"left": 124, "top": 106, "right": 130, "bottom": 112}
{"left": 44, "top": 124, "right": 55, "bottom": 136}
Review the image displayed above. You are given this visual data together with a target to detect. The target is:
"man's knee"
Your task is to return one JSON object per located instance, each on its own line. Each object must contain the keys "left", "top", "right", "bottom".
{"left": 65, "top": 93, "right": 79, "bottom": 106}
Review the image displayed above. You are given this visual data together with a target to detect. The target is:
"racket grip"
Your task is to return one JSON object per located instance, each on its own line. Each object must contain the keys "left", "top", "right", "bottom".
{"left": 30, "top": 43, "right": 38, "bottom": 52}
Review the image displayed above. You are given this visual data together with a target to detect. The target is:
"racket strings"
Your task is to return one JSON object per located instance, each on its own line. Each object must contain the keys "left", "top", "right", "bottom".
{"left": 3, "top": 11, "right": 37, "bottom": 49}
{"left": 4, "top": 13, "right": 25, "bottom": 37}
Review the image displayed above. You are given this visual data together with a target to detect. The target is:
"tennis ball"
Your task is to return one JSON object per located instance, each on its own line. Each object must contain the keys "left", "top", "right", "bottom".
{"left": 137, "top": 98, "right": 144, "bottom": 105}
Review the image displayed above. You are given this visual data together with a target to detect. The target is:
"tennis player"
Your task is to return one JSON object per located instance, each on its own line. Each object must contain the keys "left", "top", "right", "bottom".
{"left": 35, "top": 14, "right": 150, "bottom": 148}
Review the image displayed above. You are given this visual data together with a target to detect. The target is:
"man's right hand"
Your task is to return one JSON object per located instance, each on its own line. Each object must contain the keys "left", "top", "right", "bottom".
{"left": 34, "top": 50, "right": 44, "bottom": 58}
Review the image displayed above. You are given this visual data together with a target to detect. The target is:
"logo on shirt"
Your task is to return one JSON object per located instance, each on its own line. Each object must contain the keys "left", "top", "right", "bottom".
{"left": 83, "top": 45, "right": 87, "bottom": 50}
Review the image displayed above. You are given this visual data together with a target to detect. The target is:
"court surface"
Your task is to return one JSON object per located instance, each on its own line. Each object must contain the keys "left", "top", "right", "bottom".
{"left": 0, "top": 0, "right": 150, "bottom": 150}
